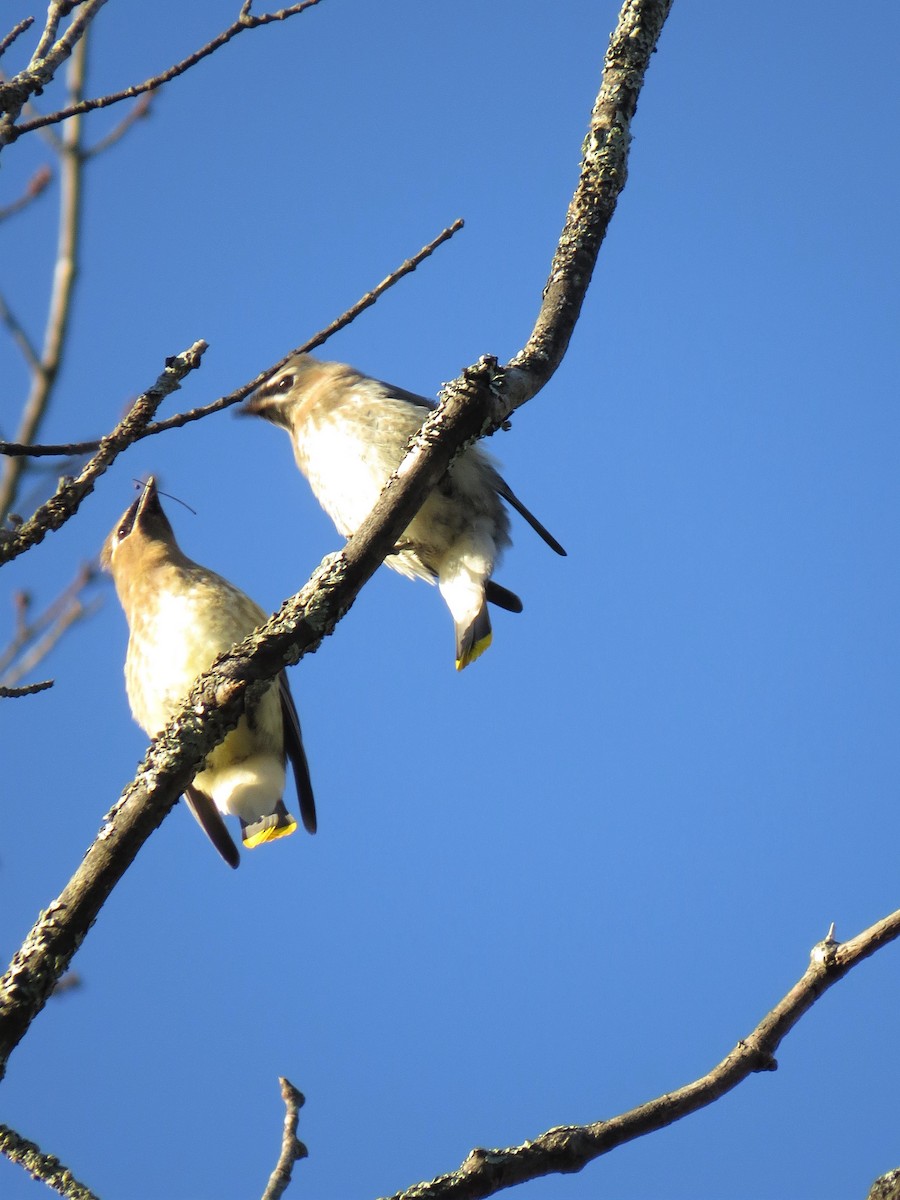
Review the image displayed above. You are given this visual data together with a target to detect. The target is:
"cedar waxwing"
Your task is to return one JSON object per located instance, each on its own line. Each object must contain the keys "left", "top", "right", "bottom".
{"left": 101, "top": 477, "right": 316, "bottom": 869}
{"left": 241, "top": 354, "right": 566, "bottom": 669}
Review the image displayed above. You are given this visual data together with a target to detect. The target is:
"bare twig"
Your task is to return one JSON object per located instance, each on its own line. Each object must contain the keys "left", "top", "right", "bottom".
{"left": 84, "top": 94, "right": 151, "bottom": 158}
{"left": 0, "top": 561, "right": 96, "bottom": 679}
{"left": 136, "top": 216, "right": 465, "bottom": 438}
{"left": 0, "top": 291, "right": 42, "bottom": 372}
{"left": 0, "top": 678, "right": 53, "bottom": 698}
{"left": 261, "top": 1078, "right": 308, "bottom": 1200}
{"left": 0, "top": 164, "right": 52, "bottom": 221}
{"left": 0, "top": 18, "right": 35, "bottom": 62}
{"left": 0, "top": 1124, "right": 98, "bottom": 1200}
{"left": 0, "top": 341, "right": 208, "bottom": 566}
{"left": 0, "top": 0, "right": 667, "bottom": 1086}
{"left": 0, "top": 34, "right": 87, "bottom": 524}
{"left": 7, "top": 0, "right": 325, "bottom": 144}
{"left": 0, "top": 592, "right": 100, "bottom": 687}
{"left": 0, "top": 217, "right": 465, "bottom": 458}
{"left": 373, "top": 922, "right": 900, "bottom": 1200}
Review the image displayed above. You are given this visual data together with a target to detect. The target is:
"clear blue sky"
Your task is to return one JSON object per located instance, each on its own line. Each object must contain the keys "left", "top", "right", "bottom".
{"left": 2, "top": 2, "right": 899, "bottom": 1198}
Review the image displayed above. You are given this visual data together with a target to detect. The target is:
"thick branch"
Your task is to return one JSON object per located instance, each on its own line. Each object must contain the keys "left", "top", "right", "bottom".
{"left": 0, "top": 342, "right": 207, "bottom": 566}
{"left": 0, "top": 1124, "right": 98, "bottom": 1200}
{"left": 0, "top": 0, "right": 669, "bottom": 1083}
{"left": 0, "top": 0, "right": 107, "bottom": 148}
{"left": 376, "top": 922, "right": 900, "bottom": 1200}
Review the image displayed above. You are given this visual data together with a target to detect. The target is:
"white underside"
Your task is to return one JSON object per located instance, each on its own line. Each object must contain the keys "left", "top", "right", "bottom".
{"left": 195, "top": 755, "right": 286, "bottom": 822}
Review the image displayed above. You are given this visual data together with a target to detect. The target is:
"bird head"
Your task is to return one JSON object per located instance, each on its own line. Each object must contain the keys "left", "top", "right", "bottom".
{"left": 239, "top": 353, "right": 333, "bottom": 428}
{"left": 101, "top": 476, "right": 176, "bottom": 581}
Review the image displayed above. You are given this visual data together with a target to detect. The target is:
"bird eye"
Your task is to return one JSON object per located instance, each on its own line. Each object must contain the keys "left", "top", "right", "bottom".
{"left": 276, "top": 373, "right": 294, "bottom": 392}
{"left": 117, "top": 522, "right": 130, "bottom": 540}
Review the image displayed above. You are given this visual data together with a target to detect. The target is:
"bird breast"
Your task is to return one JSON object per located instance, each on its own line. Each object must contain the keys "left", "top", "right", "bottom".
{"left": 291, "top": 387, "right": 425, "bottom": 537}
{"left": 123, "top": 572, "right": 269, "bottom": 740}
{"left": 290, "top": 384, "right": 511, "bottom": 579}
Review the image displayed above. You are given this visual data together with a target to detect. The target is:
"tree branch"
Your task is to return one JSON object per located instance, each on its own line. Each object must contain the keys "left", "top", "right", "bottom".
{"left": 0, "top": 1124, "right": 99, "bottom": 1200}
{"left": 5, "top": 0, "right": 325, "bottom": 145}
{"left": 0, "top": 341, "right": 207, "bottom": 566}
{"left": 376, "top": 921, "right": 900, "bottom": 1200}
{"left": 83, "top": 93, "right": 151, "bottom": 158}
{"left": 0, "top": 678, "right": 53, "bottom": 698}
{"left": 0, "top": 163, "right": 52, "bottom": 222}
{"left": 0, "top": 18, "right": 35, "bottom": 63}
{"left": 0, "top": 217, "right": 465, "bottom": 459}
{"left": 261, "top": 1078, "right": 308, "bottom": 1200}
{"left": 0, "top": 561, "right": 97, "bottom": 680}
{"left": 0, "top": 0, "right": 107, "bottom": 148}
{"left": 0, "top": 34, "right": 87, "bottom": 524}
{"left": 0, "top": 0, "right": 670, "bottom": 1088}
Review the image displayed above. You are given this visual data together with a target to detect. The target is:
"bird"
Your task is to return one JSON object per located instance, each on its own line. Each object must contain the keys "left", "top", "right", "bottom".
{"left": 101, "top": 476, "right": 316, "bottom": 868}
{"left": 241, "top": 353, "right": 566, "bottom": 669}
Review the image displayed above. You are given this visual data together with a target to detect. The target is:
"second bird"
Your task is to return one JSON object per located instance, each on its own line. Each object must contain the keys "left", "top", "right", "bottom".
{"left": 242, "top": 354, "right": 566, "bottom": 669}
{"left": 102, "top": 477, "right": 317, "bottom": 869}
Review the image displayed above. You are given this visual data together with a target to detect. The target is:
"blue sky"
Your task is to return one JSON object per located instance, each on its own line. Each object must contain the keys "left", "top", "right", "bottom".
{"left": 1, "top": 2, "right": 899, "bottom": 1198}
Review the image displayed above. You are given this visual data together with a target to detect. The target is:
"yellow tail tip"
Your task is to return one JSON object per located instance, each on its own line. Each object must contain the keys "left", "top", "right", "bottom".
{"left": 456, "top": 631, "right": 492, "bottom": 671}
{"left": 243, "top": 816, "right": 298, "bottom": 849}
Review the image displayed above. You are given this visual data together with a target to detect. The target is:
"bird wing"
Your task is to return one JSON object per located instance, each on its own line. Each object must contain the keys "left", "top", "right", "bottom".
{"left": 375, "top": 374, "right": 567, "bottom": 557}
{"left": 279, "top": 673, "right": 317, "bottom": 834}
{"left": 184, "top": 786, "right": 241, "bottom": 869}
{"left": 494, "top": 478, "right": 567, "bottom": 556}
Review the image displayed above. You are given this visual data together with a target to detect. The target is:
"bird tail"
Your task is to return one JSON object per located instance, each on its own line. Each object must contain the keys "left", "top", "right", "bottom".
{"left": 184, "top": 786, "right": 240, "bottom": 869}
{"left": 484, "top": 580, "right": 523, "bottom": 613}
{"left": 455, "top": 603, "right": 492, "bottom": 671}
{"left": 241, "top": 800, "right": 298, "bottom": 849}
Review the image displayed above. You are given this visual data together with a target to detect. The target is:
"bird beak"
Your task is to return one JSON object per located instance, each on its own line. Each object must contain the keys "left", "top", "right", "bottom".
{"left": 239, "top": 387, "right": 290, "bottom": 427}
{"left": 237, "top": 392, "right": 265, "bottom": 418}
{"left": 119, "top": 475, "right": 162, "bottom": 535}
{"left": 138, "top": 475, "right": 158, "bottom": 506}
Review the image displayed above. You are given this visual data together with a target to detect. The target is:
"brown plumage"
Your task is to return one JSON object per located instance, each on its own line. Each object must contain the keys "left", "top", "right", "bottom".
{"left": 102, "top": 477, "right": 316, "bottom": 868}
{"left": 241, "top": 353, "right": 566, "bottom": 668}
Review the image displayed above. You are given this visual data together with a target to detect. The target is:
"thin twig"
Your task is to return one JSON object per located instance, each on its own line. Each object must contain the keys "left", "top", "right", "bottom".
{"left": 0, "top": 217, "right": 465, "bottom": 458}
{"left": 0, "top": 164, "right": 52, "bottom": 221}
{"left": 84, "top": 94, "right": 151, "bottom": 158}
{"left": 0, "top": 678, "right": 53, "bottom": 698}
{"left": 0, "top": 1124, "right": 98, "bottom": 1200}
{"left": 0, "top": 17, "right": 35, "bottom": 61}
{"left": 6, "top": 0, "right": 325, "bottom": 143}
{"left": 137, "top": 216, "right": 465, "bottom": 438}
{"left": 0, "top": 34, "right": 87, "bottom": 524}
{"left": 375, "top": 922, "right": 900, "bottom": 1200}
{"left": 0, "top": 291, "right": 42, "bottom": 372}
{"left": 261, "top": 1078, "right": 308, "bottom": 1200}
{"left": 0, "top": 593, "right": 101, "bottom": 687}
{"left": 0, "top": 561, "right": 96, "bottom": 677}
{"left": 0, "top": 0, "right": 667, "bottom": 1086}
{"left": 0, "top": 341, "right": 208, "bottom": 566}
